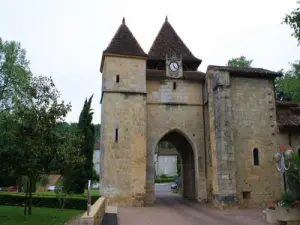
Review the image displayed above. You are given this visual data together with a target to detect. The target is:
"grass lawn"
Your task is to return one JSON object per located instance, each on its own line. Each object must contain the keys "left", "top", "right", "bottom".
{"left": 0, "top": 206, "right": 83, "bottom": 225}
{"left": 0, "top": 189, "right": 100, "bottom": 198}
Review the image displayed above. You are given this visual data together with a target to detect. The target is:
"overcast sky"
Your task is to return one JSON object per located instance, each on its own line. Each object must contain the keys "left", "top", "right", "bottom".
{"left": 1, "top": 0, "right": 299, "bottom": 123}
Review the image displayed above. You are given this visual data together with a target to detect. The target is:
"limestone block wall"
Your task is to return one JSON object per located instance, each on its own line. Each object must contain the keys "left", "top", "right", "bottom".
{"left": 100, "top": 93, "right": 147, "bottom": 206}
{"left": 100, "top": 56, "right": 147, "bottom": 206}
{"left": 145, "top": 78, "right": 207, "bottom": 204}
{"left": 230, "top": 77, "right": 283, "bottom": 207}
{"left": 206, "top": 71, "right": 237, "bottom": 207}
{"left": 147, "top": 79, "right": 202, "bottom": 104}
{"left": 102, "top": 56, "right": 146, "bottom": 93}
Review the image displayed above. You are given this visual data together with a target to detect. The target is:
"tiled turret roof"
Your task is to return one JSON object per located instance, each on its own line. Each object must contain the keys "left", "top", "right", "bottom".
{"left": 148, "top": 17, "right": 201, "bottom": 65}
{"left": 103, "top": 18, "right": 147, "bottom": 57}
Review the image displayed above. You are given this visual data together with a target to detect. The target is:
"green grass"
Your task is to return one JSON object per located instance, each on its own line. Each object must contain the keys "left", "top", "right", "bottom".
{"left": 0, "top": 189, "right": 100, "bottom": 199}
{"left": 0, "top": 206, "right": 83, "bottom": 225}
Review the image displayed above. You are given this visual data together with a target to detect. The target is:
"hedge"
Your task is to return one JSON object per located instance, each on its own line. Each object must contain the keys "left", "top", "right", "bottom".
{"left": 0, "top": 193, "right": 100, "bottom": 210}
{"left": 155, "top": 177, "right": 175, "bottom": 183}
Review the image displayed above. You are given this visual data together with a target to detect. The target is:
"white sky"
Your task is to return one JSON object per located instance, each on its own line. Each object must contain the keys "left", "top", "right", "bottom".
{"left": 0, "top": 0, "right": 299, "bottom": 123}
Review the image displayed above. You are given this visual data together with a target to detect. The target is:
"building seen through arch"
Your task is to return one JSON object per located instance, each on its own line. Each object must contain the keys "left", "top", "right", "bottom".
{"left": 99, "top": 17, "right": 300, "bottom": 209}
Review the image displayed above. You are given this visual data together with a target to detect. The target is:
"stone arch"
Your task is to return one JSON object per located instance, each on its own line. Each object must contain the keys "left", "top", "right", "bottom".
{"left": 152, "top": 128, "right": 197, "bottom": 157}
{"left": 153, "top": 128, "right": 197, "bottom": 200}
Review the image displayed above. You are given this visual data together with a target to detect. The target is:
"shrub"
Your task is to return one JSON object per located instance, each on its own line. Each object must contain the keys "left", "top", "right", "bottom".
{"left": 155, "top": 177, "right": 175, "bottom": 183}
{"left": 0, "top": 193, "right": 100, "bottom": 210}
{"left": 160, "top": 174, "right": 168, "bottom": 179}
{"left": 63, "top": 163, "right": 87, "bottom": 194}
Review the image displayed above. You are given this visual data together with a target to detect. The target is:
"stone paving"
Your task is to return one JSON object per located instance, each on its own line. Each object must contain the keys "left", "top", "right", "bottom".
{"left": 119, "top": 192, "right": 269, "bottom": 225}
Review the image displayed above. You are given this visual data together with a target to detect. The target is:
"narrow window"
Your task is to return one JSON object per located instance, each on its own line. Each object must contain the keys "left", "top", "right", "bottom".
{"left": 253, "top": 148, "right": 259, "bottom": 166}
{"left": 242, "top": 191, "right": 251, "bottom": 199}
{"left": 116, "top": 75, "right": 120, "bottom": 83}
{"left": 115, "top": 128, "right": 118, "bottom": 142}
{"left": 173, "top": 82, "right": 177, "bottom": 90}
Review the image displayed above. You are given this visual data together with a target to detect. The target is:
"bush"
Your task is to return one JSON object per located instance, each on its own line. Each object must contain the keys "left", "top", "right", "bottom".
{"left": 160, "top": 174, "right": 168, "bottom": 179}
{"left": 63, "top": 163, "right": 87, "bottom": 194}
{"left": 0, "top": 193, "right": 100, "bottom": 210}
{"left": 155, "top": 177, "right": 175, "bottom": 183}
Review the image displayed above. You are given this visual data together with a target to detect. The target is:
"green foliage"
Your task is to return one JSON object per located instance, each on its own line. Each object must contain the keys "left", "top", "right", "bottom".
{"left": 38, "top": 176, "right": 49, "bottom": 188}
{"left": 275, "top": 61, "right": 300, "bottom": 102}
{"left": 160, "top": 174, "right": 168, "bottom": 178}
{"left": 0, "top": 38, "right": 32, "bottom": 110}
{"left": 279, "top": 191, "right": 296, "bottom": 208}
{"left": 227, "top": 56, "right": 253, "bottom": 68}
{"left": 77, "top": 95, "right": 95, "bottom": 180}
{"left": 0, "top": 193, "right": 100, "bottom": 210}
{"left": 0, "top": 38, "right": 84, "bottom": 215}
{"left": 64, "top": 95, "right": 96, "bottom": 194}
{"left": 92, "top": 168, "right": 99, "bottom": 182}
{"left": 279, "top": 149, "right": 300, "bottom": 208}
{"left": 63, "top": 163, "right": 87, "bottom": 194}
{"left": 283, "top": 1, "right": 300, "bottom": 45}
{"left": 55, "top": 189, "right": 72, "bottom": 209}
{"left": 155, "top": 177, "right": 175, "bottom": 183}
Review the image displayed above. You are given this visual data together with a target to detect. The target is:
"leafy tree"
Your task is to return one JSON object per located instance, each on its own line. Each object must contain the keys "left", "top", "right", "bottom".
{"left": 77, "top": 95, "right": 95, "bottom": 181}
{"left": 0, "top": 75, "right": 83, "bottom": 215}
{"left": 276, "top": 61, "right": 300, "bottom": 102}
{"left": 0, "top": 38, "right": 32, "bottom": 110}
{"left": 283, "top": 1, "right": 300, "bottom": 45}
{"left": 63, "top": 95, "right": 95, "bottom": 194}
{"left": 227, "top": 56, "right": 253, "bottom": 68}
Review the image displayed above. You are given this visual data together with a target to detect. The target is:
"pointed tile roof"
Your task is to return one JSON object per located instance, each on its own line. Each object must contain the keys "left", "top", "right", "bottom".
{"left": 148, "top": 18, "right": 201, "bottom": 64}
{"left": 103, "top": 18, "right": 147, "bottom": 57}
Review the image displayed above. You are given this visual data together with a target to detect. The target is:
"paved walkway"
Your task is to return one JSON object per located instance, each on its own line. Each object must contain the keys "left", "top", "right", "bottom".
{"left": 119, "top": 192, "right": 269, "bottom": 225}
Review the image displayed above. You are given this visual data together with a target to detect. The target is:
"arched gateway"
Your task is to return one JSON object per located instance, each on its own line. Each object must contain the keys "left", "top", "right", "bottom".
{"left": 99, "top": 17, "right": 288, "bottom": 209}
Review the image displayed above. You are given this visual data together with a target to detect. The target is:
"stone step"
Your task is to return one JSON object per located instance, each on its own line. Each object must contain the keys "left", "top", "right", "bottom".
{"left": 101, "top": 206, "right": 118, "bottom": 225}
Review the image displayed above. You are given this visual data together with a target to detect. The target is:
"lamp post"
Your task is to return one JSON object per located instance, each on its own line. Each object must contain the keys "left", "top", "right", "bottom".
{"left": 273, "top": 148, "right": 294, "bottom": 192}
{"left": 87, "top": 180, "right": 91, "bottom": 216}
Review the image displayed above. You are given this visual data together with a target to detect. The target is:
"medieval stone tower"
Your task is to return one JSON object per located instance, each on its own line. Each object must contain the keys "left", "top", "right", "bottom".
{"left": 100, "top": 17, "right": 300, "bottom": 209}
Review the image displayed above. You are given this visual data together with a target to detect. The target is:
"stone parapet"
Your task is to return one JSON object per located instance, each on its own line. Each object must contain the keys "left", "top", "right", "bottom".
{"left": 80, "top": 197, "right": 107, "bottom": 225}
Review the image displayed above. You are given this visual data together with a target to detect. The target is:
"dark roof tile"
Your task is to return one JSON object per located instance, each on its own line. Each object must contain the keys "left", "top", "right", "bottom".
{"left": 103, "top": 18, "right": 147, "bottom": 57}
{"left": 207, "top": 65, "right": 282, "bottom": 78}
{"left": 148, "top": 19, "right": 201, "bottom": 64}
{"left": 276, "top": 101, "right": 300, "bottom": 128}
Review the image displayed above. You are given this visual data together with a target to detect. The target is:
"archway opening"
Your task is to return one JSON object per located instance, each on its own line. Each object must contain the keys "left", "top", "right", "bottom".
{"left": 154, "top": 130, "right": 196, "bottom": 200}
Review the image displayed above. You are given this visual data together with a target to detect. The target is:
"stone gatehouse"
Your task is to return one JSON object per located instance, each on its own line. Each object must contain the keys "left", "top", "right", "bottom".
{"left": 99, "top": 17, "right": 300, "bottom": 208}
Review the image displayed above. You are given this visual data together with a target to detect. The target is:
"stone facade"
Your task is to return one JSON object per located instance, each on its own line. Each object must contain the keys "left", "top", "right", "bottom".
{"left": 100, "top": 56, "right": 147, "bottom": 206}
{"left": 99, "top": 18, "right": 298, "bottom": 209}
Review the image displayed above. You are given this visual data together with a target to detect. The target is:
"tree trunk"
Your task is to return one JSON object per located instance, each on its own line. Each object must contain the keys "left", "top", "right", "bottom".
{"left": 28, "top": 178, "right": 33, "bottom": 215}
{"left": 24, "top": 182, "right": 28, "bottom": 216}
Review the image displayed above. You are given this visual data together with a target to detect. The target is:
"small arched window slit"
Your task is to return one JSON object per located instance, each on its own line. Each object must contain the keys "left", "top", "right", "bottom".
{"left": 173, "top": 82, "right": 177, "bottom": 90}
{"left": 116, "top": 75, "right": 120, "bottom": 83}
{"left": 115, "top": 128, "right": 118, "bottom": 142}
{"left": 253, "top": 148, "right": 259, "bottom": 166}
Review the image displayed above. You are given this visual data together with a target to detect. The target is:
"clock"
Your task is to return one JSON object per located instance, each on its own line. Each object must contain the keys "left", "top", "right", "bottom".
{"left": 166, "top": 55, "right": 182, "bottom": 78}
{"left": 169, "top": 61, "right": 179, "bottom": 72}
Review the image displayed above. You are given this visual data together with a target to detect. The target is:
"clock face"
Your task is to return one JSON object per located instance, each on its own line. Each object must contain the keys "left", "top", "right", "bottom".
{"left": 169, "top": 61, "right": 179, "bottom": 72}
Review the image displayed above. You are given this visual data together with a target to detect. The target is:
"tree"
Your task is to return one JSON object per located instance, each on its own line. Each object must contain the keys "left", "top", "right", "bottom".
{"left": 276, "top": 61, "right": 300, "bottom": 102}
{"left": 63, "top": 95, "right": 95, "bottom": 194}
{"left": 227, "top": 56, "right": 253, "bottom": 68}
{"left": 77, "top": 95, "right": 95, "bottom": 181}
{"left": 0, "top": 38, "right": 32, "bottom": 110}
{"left": 283, "top": 1, "right": 300, "bottom": 45}
{"left": 0, "top": 75, "right": 83, "bottom": 215}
